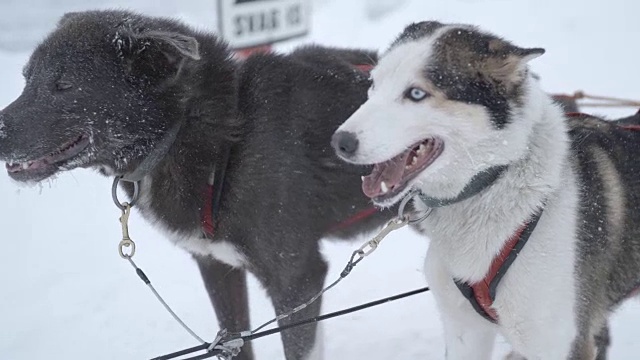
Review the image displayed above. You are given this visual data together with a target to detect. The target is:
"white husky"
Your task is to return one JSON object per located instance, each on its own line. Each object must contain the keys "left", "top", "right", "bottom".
{"left": 332, "top": 21, "right": 640, "bottom": 359}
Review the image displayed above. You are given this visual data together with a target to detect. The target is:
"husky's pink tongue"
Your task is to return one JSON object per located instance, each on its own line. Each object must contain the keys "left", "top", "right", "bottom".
{"left": 362, "top": 151, "right": 410, "bottom": 199}
{"left": 361, "top": 138, "right": 444, "bottom": 199}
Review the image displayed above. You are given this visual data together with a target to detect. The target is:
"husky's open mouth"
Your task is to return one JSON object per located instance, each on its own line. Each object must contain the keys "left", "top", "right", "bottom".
{"left": 363, "top": 137, "right": 444, "bottom": 201}
{"left": 5, "top": 134, "right": 90, "bottom": 181}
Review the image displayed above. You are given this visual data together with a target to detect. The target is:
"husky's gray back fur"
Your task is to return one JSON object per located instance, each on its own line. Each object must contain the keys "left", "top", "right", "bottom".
{"left": 567, "top": 114, "right": 640, "bottom": 357}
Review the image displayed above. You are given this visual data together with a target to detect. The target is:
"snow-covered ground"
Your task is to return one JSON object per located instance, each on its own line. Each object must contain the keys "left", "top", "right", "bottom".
{"left": 1, "top": 0, "right": 639, "bottom": 359}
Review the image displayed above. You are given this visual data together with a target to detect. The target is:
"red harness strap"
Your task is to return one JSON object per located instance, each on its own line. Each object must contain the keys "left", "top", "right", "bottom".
{"left": 565, "top": 112, "right": 592, "bottom": 118}
{"left": 328, "top": 207, "right": 379, "bottom": 233}
{"left": 455, "top": 209, "right": 543, "bottom": 323}
{"left": 619, "top": 125, "right": 640, "bottom": 131}
{"left": 354, "top": 64, "right": 375, "bottom": 73}
{"left": 462, "top": 225, "right": 527, "bottom": 321}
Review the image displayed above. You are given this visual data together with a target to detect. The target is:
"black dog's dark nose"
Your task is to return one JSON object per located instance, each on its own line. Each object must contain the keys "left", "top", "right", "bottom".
{"left": 331, "top": 131, "right": 359, "bottom": 157}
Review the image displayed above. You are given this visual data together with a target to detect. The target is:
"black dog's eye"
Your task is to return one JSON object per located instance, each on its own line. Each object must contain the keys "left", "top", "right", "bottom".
{"left": 405, "top": 87, "right": 430, "bottom": 102}
{"left": 55, "top": 81, "right": 73, "bottom": 91}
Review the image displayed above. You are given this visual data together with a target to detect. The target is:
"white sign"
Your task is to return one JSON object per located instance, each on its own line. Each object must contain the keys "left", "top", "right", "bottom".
{"left": 217, "top": 0, "right": 311, "bottom": 49}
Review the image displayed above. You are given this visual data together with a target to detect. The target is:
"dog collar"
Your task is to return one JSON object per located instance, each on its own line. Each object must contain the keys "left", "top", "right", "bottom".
{"left": 455, "top": 207, "right": 543, "bottom": 323}
{"left": 417, "top": 165, "right": 508, "bottom": 208}
{"left": 119, "top": 119, "right": 184, "bottom": 183}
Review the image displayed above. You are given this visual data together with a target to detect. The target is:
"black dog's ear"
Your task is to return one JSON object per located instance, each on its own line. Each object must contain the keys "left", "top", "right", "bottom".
{"left": 115, "top": 28, "right": 201, "bottom": 81}
{"left": 136, "top": 30, "right": 201, "bottom": 60}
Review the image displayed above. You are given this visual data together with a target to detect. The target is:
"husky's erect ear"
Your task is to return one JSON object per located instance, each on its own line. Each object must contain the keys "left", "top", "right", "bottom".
{"left": 484, "top": 38, "right": 545, "bottom": 87}
{"left": 398, "top": 21, "right": 445, "bottom": 41}
{"left": 115, "top": 28, "right": 201, "bottom": 82}
{"left": 389, "top": 21, "right": 445, "bottom": 49}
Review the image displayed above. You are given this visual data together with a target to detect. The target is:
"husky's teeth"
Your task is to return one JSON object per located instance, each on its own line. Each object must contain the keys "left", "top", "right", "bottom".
{"left": 411, "top": 156, "right": 418, "bottom": 165}
{"left": 361, "top": 176, "right": 365, "bottom": 181}
{"left": 418, "top": 144, "right": 426, "bottom": 153}
{"left": 21, "top": 163, "right": 29, "bottom": 170}
{"left": 380, "top": 181, "right": 389, "bottom": 193}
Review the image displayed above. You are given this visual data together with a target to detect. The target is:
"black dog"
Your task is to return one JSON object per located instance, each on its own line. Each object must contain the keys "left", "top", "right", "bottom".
{"left": 0, "top": 10, "right": 394, "bottom": 360}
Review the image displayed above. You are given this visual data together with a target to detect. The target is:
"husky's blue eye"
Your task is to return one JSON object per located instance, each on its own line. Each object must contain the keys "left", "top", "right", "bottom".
{"left": 406, "top": 87, "right": 429, "bottom": 102}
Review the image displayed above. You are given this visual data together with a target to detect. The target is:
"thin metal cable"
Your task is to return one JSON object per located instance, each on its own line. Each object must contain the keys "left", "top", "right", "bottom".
{"left": 251, "top": 273, "right": 346, "bottom": 334}
{"left": 126, "top": 257, "right": 206, "bottom": 344}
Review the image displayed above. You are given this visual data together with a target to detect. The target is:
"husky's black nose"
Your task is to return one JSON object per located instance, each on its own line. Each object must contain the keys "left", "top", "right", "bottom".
{"left": 332, "top": 131, "right": 359, "bottom": 157}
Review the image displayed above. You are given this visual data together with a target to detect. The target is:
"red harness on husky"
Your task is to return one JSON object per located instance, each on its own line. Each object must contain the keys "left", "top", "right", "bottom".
{"left": 455, "top": 210, "right": 543, "bottom": 323}
{"left": 459, "top": 110, "right": 640, "bottom": 323}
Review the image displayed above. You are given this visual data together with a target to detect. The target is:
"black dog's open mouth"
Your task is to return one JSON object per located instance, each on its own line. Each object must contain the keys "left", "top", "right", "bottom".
{"left": 362, "top": 137, "right": 444, "bottom": 200}
{"left": 5, "top": 134, "right": 90, "bottom": 180}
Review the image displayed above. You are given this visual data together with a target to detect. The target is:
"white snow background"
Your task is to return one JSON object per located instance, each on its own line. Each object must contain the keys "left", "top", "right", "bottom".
{"left": 1, "top": 0, "right": 639, "bottom": 359}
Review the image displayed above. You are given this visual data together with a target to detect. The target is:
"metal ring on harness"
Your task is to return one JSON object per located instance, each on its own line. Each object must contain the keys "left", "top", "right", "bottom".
{"left": 398, "top": 189, "right": 432, "bottom": 224}
{"left": 112, "top": 176, "right": 140, "bottom": 210}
